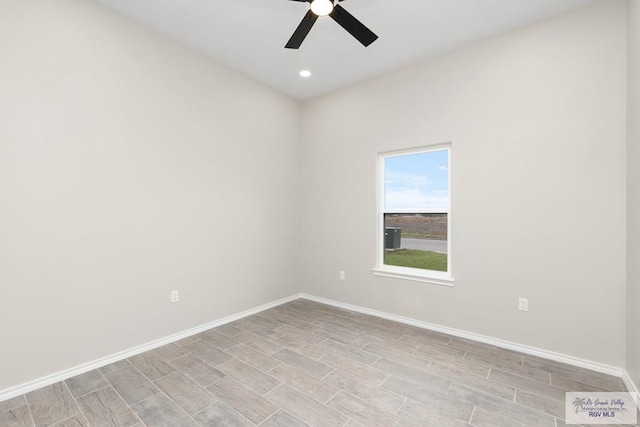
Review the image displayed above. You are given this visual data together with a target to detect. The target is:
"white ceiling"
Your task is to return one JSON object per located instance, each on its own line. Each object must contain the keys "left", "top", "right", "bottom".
{"left": 94, "top": 0, "right": 599, "bottom": 100}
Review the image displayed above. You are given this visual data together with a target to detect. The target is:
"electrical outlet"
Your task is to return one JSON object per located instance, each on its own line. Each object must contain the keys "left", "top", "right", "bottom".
{"left": 518, "top": 297, "right": 528, "bottom": 312}
{"left": 171, "top": 290, "right": 179, "bottom": 303}
{"left": 339, "top": 271, "right": 345, "bottom": 280}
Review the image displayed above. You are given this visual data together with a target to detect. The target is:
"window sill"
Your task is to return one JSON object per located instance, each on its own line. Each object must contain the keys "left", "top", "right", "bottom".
{"left": 372, "top": 267, "right": 455, "bottom": 287}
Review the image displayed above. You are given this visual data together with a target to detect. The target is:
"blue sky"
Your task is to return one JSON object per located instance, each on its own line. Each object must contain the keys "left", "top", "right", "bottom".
{"left": 385, "top": 149, "right": 449, "bottom": 210}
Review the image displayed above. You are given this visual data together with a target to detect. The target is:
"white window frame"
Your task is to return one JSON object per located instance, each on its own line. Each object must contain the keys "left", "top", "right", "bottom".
{"left": 372, "top": 144, "right": 454, "bottom": 286}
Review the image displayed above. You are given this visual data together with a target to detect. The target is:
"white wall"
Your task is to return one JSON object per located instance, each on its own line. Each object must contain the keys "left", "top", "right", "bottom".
{"left": 1, "top": 0, "right": 635, "bottom": 396}
{"left": 301, "top": 0, "right": 628, "bottom": 366}
{"left": 0, "top": 0, "right": 300, "bottom": 390}
{"left": 628, "top": 0, "right": 640, "bottom": 387}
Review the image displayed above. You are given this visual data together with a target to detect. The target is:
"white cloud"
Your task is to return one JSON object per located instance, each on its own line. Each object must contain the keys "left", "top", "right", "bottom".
{"left": 386, "top": 189, "right": 449, "bottom": 210}
{"left": 385, "top": 171, "right": 433, "bottom": 187}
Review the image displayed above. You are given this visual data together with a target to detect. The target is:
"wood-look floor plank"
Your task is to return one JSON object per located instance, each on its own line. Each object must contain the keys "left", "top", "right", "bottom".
{"left": 323, "top": 370, "right": 405, "bottom": 414}
{"left": 76, "top": 386, "right": 139, "bottom": 427}
{"left": 351, "top": 321, "right": 404, "bottom": 340}
{"left": 554, "top": 418, "right": 587, "bottom": 427}
{"left": 260, "top": 410, "right": 309, "bottom": 427}
{"left": 523, "top": 356, "right": 583, "bottom": 378}
{"left": 254, "top": 325, "right": 287, "bottom": 340}
{"left": 127, "top": 352, "right": 176, "bottom": 381}
{"left": 98, "top": 360, "right": 131, "bottom": 375}
{"left": 482, "top": 362, "right": 551, "bottom": 383}
{"left": 0, "top": 395, "right": 27, "bottom": 412}
{"left": 489, "top": 369, "right": 566, "bottom": 401}
{"left": 276, "top": 326, "right": 326, "bottom": 345}
{"left": 168, "top": 354, "right": 225, "bottom": 387}
{"left": 272, "top": 336, "right": 326, "bottom": 360}
{"left": 234, "top": 333, "right": 283, "bottom": 355}
{"left": 315, "top": 339, "right": 380, "bottom": 365}
{"left": 568, "top": 369, "right": 625, "bottom": 391}
{"left": 259, "top": 311, "right": 319, "bottom": 332}
{"left": 25, "top": 382, "right": 79, "bottom": 427}
{"left": 373, "top": 358, "right": 449, "bottom": 394}
{"left": 268, "top": 363, "right": 340, "bottom": 404}
{"left": 363, "top": 344, "right": 432, "bottom": 372}
{"left": 382, "top": 375, "right": 451, "bottom": 405}
{"left": 549, "top": 374, "right": 613, "bottom": 393}
{"left": 214, "top": 323, "right": 245, "bottom": 338}
{"left": 447, "top": 338, "right": 499, "bottom": 354}
{"left": 199, "top": 330, "right": 239, "bottom": 349}
{"left": 131, "top": 393, "right": 196, "bottom": 426}
{"left": 241, "top": 313, "right": 283, "bottom": 331}
{"left": 50, "top": 414, "right": 89, "bottom": 427}
{"left": 326, "top": 391, "right": 413, "bottom": 427}
{"left": 233, "top": 318, "right": 278, "bottom": 335}
{"left": 273, "top": 349, "right": 333, "bottom": 379}
{"left": 313, "top": 320, "right": 363, "bottom": 337}
{"left": 470, "top": 406, "right": 526, "bottom": 427}
{"left": 413, "top": 343, "right": 467, "bottom": 363}
{"left": 102, "top": 364, "right": 160, "bottom": 406}
{"left": 151, "top": 343, "right": 189, "bottom": 361}
{"left": 207, "top": 377, "right": 278, "bottom": 424}
{"left": 463, "top": 351, "right": 525, "bottom": 372}
{"left": 515, "top": 389, "right": 565, "bottom": 419}
{"left": 154, "top": 371, "right": 218, "bottom": 416}
{"left": 399, "top": 330, "right": 453, "bottom": 346}
{"left": 427, "top": 363, "right": 516, "bottom": 401}
{"left": 175, "top": 335, "right": 202, "bottom": 346}
{"left": 182, "top": 340, "right": 233, "bottom": 366}
{"left": 396, "top": 396, "right": 473, "bottom": 425}
{"left": 277, "top": 304, "right": 326, "bottom": 322}
{"left": 192, "top": 401, "right": 254, "bottom": 427}
{"left": 359, "top": 332, "right": 419, "bottom": 355}
{"left": 225, "top": 344, "right": 281, "bottom": 372}
{"left": 0, "top": 404, "right": 35, "bottom": 427}
{"left": 426, "top": 356, "right": 492, "bottom": 377}
{"left": 319, "top": 353, "right": 388, "bottom": 386}
{"left": 265, "top": 384, "right": 349, "bottom": 427}
{"left": 311, "top": 305, "right": 356, "bottom": 320}
{"left": 448, "top": 383, "right": 555, "bottom": 427}
{"left": 312, "top": 311, "right": 355, "bottom": 327}
{"left": 217, "top": 358, "right": 280, "bottom": 395}
{"left": 313, "top": 328, "right": 368, "bottom": 348}
{"left": 65, "top": 370, "right": 109, "bottom": 399}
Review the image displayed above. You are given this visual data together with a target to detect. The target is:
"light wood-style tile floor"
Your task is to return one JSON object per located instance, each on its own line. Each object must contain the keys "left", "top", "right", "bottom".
{"left": 1, "top": 299, "right": 637, "bottom": 426}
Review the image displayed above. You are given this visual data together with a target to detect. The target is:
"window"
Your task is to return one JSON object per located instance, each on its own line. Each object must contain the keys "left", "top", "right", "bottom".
{"left": 373, "top": 145, "right": 453, "bottom": 285}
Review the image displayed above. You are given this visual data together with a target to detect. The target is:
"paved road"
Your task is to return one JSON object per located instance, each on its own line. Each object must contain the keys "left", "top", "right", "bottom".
{"left": 401, "top": 238, "right": 448, "bottom": 253}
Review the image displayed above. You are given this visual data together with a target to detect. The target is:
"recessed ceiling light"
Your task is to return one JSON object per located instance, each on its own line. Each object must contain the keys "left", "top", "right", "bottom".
{"left": 299, "top": 70, "right": 312, "bottom": 78}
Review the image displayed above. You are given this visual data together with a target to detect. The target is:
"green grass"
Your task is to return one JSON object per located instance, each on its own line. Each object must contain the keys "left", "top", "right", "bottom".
{"left": 385, "top": 249, "right": 447, "bottom": 272}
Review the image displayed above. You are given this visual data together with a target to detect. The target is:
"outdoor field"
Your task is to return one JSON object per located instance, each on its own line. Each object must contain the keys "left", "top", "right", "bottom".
{"left": 384, "top": 213, "right": 448, "bottom": 271}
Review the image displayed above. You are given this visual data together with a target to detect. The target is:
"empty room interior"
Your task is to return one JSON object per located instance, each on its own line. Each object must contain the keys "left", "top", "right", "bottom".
{"left": 1, "top": 0, "right": 639, "bottom": 426}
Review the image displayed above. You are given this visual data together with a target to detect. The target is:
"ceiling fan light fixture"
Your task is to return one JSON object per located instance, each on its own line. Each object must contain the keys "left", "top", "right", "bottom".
{"left": 310, "top": 0, "right": 333, "bottom": 17}
{"left": 285, "top": 0, "right": 377, "bottom": 49}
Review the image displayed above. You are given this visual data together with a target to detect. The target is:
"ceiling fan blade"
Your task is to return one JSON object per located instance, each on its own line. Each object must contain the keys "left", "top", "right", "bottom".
{"left": 330, "top": 4, "right": 378, "bottom": 47}
{"left": 285, "top": 10, "right": 318, "bottom": 49}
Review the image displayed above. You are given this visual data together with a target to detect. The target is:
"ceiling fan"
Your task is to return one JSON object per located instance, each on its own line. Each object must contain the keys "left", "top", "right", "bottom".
{"left": 284, "top": 0, "right": 378, "bottom": 49}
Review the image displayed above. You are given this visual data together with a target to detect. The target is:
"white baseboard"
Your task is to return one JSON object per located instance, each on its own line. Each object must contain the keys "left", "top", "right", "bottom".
{"left": 3, "top": 292, "right": 638, "bottom": 405}
{"left": 300, "top": 293, "right": 639, "bottom": 389}
{"left": 0, "top": 293, "right": 302, "bottom": 402}
{"left": 623, "top": 371, "right": 640, "bottom": 403}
